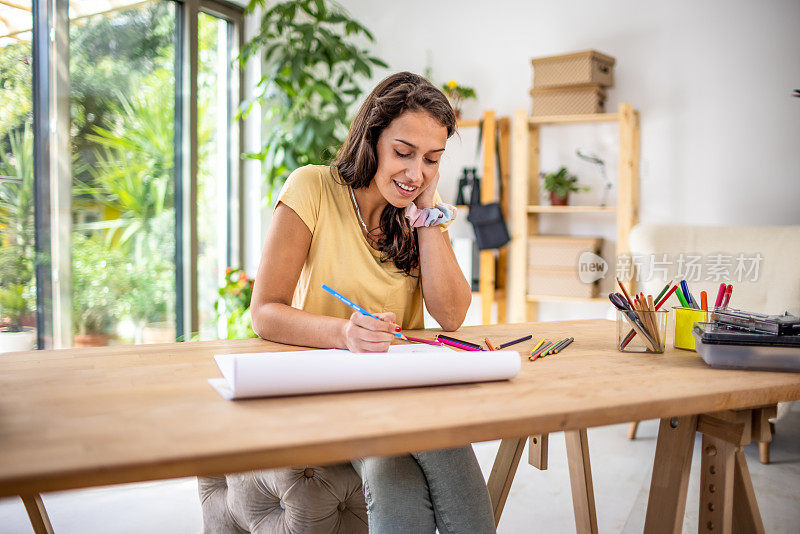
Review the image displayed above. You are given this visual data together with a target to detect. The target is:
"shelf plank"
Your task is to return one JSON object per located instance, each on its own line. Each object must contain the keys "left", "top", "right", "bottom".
{"left": 457, "top": 119, "right": 481, "bottom": 128}
{"left": 526, "top": 294, "right": 609, "bottom": 303}
{"left": 528, "top": 113, "right": 619, "bottom": 125}
{"left": 527, "top": 205, "right": 616, "bottom": 214}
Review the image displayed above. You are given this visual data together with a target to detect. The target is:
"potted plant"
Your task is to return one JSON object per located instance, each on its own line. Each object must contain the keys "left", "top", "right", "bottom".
{"left": 214, "top": 267, "right": 257, "bottom": 340}
{"left": 542, "top": 166, "right": 590, "bottom": 206}
{"left": 0, "top": 126, "right": 36, "bottom": 353}
{"left": 0, "top": 245, "right": 36, "bottom": 352}
{"left": 239, "top": 0, "right": 387, "bottom": 199}
{"left": 71, "top": 234, "right": 124, "bottom": 347}
{"left": 440, "top": 80, "right": 477, "bottom": 119}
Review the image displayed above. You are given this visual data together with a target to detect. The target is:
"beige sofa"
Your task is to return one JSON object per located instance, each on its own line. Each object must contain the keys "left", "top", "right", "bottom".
{"left": 626, "top": 224, "right": 800, "bottom": 457}
{"left": 628, "top": 224, "right": 800, "bottom": 316}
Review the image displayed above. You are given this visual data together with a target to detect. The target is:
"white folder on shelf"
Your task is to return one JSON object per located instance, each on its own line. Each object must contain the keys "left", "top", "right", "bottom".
{"left": 209, "top": 344, "right": 521, "bottom": 400}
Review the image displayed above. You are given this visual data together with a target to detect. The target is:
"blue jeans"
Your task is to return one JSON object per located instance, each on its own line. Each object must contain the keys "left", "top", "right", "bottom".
{"left": 351, "top": 446, "right": 496, "bottom": 534}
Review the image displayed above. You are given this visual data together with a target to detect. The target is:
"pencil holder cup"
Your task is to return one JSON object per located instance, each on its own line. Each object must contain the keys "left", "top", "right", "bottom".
{"left": 673, "top": 307, "right": 708, "bottom": 351}
{"left": 616, "top": 309, "right": 668, "bottom": 353}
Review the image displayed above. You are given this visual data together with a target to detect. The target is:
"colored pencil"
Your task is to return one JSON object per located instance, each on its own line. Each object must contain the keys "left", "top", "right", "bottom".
{"left": 529, "top": 338, "right": 545, "bottom": 355}
{"left": 436, "top": 334, "right": 482, "bottom": 349}
{"left": 654, "top": 284, "right": 678, "bottom": 310}
{"left": 438, "top": 337, "right": 483, "bottom": 351}
{"left": 721, "top": 284, "right": 733, "bottom": 309}
{"left": 553, "top": 337, "right": 574, "bottom": 354}
{"left": 484, "top": 337, "right": 497, "bottom": 351}
{"left": 622, "top": 285, "right": 674, "bottom": 349}
{"left": 529, "top": 341, "right": 554, "bottom": 361}
{"left": 675, "top": 285, "right": 690, "bottom": 308}
{"left": 321, "top": 284, "right": 406, "bottom": 340}
{"left": 700, "top": 291, "right": 708, "bottom": 312}
{"left": 616, "top": 278, "right": 635, "bottom": 307}
{"left": 546, "top": 338, "right": 568, "bottom": 356}
{"left": 714, "top": 282, "right": 726, "bottom": 308}
{"left": 497, "top": 334, "right": 533, "bottom": 349}
{"left": 405, "top": 336, "right": 443, "bottom": 347}
{"left": 654, "top": 281, "right": 672, "bottom": 304}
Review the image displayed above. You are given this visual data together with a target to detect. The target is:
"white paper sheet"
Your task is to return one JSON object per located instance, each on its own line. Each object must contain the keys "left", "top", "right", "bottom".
{"left": 209, "top": 345, "right": 521, "bottom": 400}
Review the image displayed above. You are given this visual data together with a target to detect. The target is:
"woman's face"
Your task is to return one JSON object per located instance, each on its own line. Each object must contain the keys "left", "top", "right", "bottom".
{"left": 373, "top": 110, "right": 448, "bottom": 207}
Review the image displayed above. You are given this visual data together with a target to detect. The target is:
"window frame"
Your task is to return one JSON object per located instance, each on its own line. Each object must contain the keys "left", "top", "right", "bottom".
{"left": 29, "top": 0, "right": 245, "bottom": 347}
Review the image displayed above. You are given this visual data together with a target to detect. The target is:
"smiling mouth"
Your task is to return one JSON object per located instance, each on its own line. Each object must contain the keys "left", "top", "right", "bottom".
{"left": 394, "top": 180, "right": 418, "bottom": 194}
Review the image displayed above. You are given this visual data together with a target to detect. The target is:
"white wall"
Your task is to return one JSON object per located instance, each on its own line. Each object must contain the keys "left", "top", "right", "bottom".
{"left": 246, "top": 0, "right": 800, "bottom": 324}
{"left": 329, "top": 0, "right": 800, "bottom": 324}
{"left": 337, "top": 0, "right": 800, "bottom": 226}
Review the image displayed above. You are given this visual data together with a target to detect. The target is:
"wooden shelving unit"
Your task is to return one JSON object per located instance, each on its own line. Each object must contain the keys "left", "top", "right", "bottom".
{"left": 455, "top": 112, "right": 511, "bottom": 325}
{"left": 507, "top": 103, "right": 640, "bottom": 322}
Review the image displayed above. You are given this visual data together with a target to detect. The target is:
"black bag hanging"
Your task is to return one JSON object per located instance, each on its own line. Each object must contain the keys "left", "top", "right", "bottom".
{"left": 466, "top": 171, "right": 510, "bottom": 250}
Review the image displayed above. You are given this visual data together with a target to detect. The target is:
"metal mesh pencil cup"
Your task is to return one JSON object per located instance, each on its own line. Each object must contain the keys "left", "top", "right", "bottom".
{"left": 616, "top": 309, "right": 669, "bottom": 353}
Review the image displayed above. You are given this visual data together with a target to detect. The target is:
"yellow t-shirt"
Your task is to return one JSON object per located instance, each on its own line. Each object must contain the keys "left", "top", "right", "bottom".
{"left": 277, "top": 165, "right": 446, "bottom": 329}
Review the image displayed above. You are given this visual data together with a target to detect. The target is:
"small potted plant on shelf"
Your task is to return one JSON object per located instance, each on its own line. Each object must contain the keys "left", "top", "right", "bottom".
{"left": 440, "top": 79, "right": 477, "bottom": 119}
{"left": 542, "top": 167, "right": 590, "bottom": 206}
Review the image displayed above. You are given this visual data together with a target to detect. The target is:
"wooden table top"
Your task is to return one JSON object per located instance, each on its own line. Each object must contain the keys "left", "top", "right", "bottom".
{"left": 1, "top": 319, "right": 799, "bottom": 497}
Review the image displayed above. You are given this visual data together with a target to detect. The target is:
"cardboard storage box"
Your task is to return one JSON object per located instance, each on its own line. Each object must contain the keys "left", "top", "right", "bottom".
{"left": 530, "top": 84, "right": 606, "bottom": 116}
{"left": 531, "top": 50, "right": 615, "bottom": 88}
{"left": 528, "top": 267, "right": 599, "bottom": 298}
{"left": 528, "top": 236, "right": 603, "bottom": 270}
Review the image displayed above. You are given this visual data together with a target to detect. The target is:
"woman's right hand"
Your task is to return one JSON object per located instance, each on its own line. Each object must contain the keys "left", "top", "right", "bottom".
{"left": 342, "top": 311, "right": 399, "bottom": 353}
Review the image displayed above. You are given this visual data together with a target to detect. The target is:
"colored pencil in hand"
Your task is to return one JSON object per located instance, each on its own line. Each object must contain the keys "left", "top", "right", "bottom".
{"left": 322, "top": 284, "right": 407, "bottom": 340}
{"left": 405, "top": 336, "right": 443, "bottom": 347}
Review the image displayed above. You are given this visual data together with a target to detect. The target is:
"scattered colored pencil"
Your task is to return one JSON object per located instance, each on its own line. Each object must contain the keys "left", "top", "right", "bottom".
{"left": 405, "top": 336, "right": 443, "bottom": 347}
{"left": 497, "top": 334, "right": 533, "bottom": 349}
{"left": 553, "top": 337, "right": 574, "bottom": 354}
{"left": 529, "top": 341, "right": 554, "bottom": 361}
{"left": 321, "top": 283, "right": 407, "bottom": 340}
{"left": 484, "top": 337, "right": 497, "bottom": 351}
{"left": 438, "top": 337, "right": 483, "bottom": 351}
{"left": 437, "top": 334, "right": 481, "bottom": 349}
{"left": 546, "top": 338, "right": 568, "bottom": 356}
{"left": 530, "top": 338, "right": 545, "bottom": 355}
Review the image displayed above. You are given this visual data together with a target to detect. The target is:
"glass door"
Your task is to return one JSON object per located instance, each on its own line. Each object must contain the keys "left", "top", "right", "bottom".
{"left": 69, "top": 0, "right": 177, "bottom": 346}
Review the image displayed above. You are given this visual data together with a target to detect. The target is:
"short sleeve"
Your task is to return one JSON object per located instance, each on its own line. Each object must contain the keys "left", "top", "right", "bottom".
{"left": 276, "top": 165, "right": 324, "bottom": 233}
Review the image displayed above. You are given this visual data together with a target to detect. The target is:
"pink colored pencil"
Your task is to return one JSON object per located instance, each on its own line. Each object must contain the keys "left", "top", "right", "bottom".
{"left": 438, "top": 337, "right": 483, "bottom": 351}
{"left": 714, "top": 282, "right": 726, "bottom": 308}
{"left": 405, "top": 336, "right": 443, "bottom": 347}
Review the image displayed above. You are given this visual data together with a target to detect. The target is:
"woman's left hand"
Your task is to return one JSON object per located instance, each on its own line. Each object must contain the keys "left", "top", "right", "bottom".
{"left": 414, "top": 171, "right": 439, "bottom": 209}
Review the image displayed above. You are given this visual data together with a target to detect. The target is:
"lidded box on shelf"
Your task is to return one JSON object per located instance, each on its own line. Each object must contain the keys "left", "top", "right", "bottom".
{"left": 531, "top": 50, "right": 616, "bottom": 88}
{"left": 530, "top": 84, "right": 606, "bottom": 116}
{"left": 527, "top": 236, "right": 603, "bottom": 298}
{"left": 528, "top": 236, "right": 603, "bottom": 269}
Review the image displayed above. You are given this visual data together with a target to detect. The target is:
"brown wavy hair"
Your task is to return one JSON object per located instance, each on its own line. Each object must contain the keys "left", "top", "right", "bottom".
{"left": 333, "top": 72, "right": 457, "bottom": 275}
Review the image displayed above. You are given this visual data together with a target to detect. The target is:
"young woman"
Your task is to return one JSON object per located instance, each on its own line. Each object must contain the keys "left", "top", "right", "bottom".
{"left": 251, "top": 72, "right": 495, "bottom": 533}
